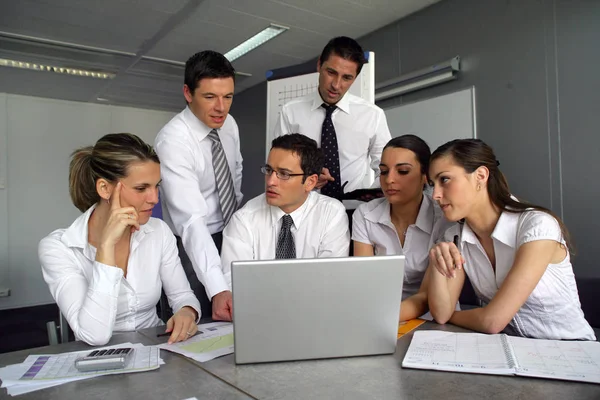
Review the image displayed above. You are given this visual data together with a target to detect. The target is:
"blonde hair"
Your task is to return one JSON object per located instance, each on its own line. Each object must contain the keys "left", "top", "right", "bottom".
{"left": 69, "top": 133, "right": 159, "bottom": 212}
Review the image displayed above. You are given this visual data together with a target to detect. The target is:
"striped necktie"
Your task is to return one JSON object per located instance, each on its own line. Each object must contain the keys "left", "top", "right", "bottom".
{"left": 320, "top": 103, "right": 343, "bottom": 199}
{"left": 276, "top": 215, "right": 296, "bottom": 259}
{"left": 207, "top": 129, "right": 236, "bottom": 227}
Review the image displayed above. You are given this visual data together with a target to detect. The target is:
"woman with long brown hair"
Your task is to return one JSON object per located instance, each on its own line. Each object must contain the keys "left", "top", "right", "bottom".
{"left": 353, "top": 135, "right": 455, "bottom": 321}
{"left": 427, "top": 138, "right": 594, "bottom": 340}
{"left": 39, "top": 133, "right": 201, "bottom": 346}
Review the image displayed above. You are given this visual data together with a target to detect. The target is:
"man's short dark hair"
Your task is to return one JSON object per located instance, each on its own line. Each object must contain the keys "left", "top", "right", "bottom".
{"left": 318, "top": 36, "right": 366, "bottom": 75}
{"left": 184, "top": 50, "right": 235, "bottom": 95}
{"left": 271, "top": 134, "right": 324, "bottom": 183}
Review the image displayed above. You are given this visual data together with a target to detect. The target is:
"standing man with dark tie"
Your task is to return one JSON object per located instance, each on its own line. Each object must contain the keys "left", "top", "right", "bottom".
{"left": 155, "top": 51, "right": 242, "bottom": 322}
{"left": 273, "top": 36, "right": 392, "bottom": 200}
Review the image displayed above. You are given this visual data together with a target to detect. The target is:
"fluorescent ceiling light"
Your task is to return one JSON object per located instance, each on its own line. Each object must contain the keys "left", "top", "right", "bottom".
{"left": 0, "top": 58, "right": 115, "bottom": 79}
{"left": 225, "top": 24, "right": 289, "bottom": 62}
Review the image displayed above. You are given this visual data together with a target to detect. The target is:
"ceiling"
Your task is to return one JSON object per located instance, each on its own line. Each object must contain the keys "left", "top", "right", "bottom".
{"left": 0, "top": 0, "right": 440, "bottom": 112}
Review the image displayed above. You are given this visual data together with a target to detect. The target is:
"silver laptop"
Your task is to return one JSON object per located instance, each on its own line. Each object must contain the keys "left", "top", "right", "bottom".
{"left": 232, "top": 255, "right": 405, "bottom": 364}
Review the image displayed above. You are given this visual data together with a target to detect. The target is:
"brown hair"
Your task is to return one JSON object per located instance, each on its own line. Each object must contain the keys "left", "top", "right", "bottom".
{"left": 69, "top": 133, "right": 159, "bottom": 212}
{"left": 431, "top": 139, "right": 573, "bottom": 251}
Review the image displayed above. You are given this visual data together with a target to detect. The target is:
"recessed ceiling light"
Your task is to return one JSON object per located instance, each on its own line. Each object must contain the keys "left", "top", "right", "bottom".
{"left": 224, "top": 24, "right": 289, "bottom": 62}
{"left": 0, "top": 58, "right": 115, "bottom": 79}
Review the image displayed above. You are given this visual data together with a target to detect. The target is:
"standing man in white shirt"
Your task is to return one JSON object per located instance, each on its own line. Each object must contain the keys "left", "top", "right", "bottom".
{"left": 155, "top": 50, "right": 242, "bottom": 322}
{"left": 273, "top": 36, "right": 391, "bottom": 200}
{"left": 220, "top": 134, "right": 349, "bottom": 284}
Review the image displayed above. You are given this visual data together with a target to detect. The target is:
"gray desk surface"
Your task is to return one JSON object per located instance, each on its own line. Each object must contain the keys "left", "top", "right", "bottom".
{"left": 140, "top": 322, "right": 600, "bottom": 400}
{"left": 3, "top": 324, "right": 599, "bottom": 400}
{"left": 0, "top": 331, "right": 252, "bottom": 400}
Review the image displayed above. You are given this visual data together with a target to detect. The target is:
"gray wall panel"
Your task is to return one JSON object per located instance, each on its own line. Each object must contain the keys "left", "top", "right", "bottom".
{"left": 554, "top": 0, "right": 600, "bottom": 277}
{"left": 359, "top": 23, "right": 401, "bottom": 84}
{"left": 394, "top": 0, "right": 553, "bottom": 210}
{"left": 231, "top": 81, "right": 268, "bottom": 204}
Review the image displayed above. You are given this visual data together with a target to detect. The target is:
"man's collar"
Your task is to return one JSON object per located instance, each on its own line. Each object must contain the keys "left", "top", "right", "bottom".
{"left": 182, "top": 106, "right": 215, "bottom": 139}
{"left": 269, "top": 192, "right": 314, "bottom": 228}
{"left": 310, "top": 90, "right": 351, "bottom": 114}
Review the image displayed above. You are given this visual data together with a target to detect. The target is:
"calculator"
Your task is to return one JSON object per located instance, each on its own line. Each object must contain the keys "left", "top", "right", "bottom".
{"left": 74, "top": 347, "right": 134, "bottom": 372}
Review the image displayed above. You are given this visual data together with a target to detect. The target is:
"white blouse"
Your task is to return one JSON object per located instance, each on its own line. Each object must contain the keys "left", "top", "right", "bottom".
{"left": 441, "top": 210, "right": 595, "bottom": 340}
{"left": 352, "top": 193, "right": 455, "bottom": 299}
{"left": 39, "top": 205, "right": 201, "bottom": 346}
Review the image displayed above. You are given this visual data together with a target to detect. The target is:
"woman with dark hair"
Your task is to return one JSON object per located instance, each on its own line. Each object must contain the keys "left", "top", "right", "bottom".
{"left": 427, "top": 138, "right": 594, "bottom": 340}
{"left": 39, "top": 133, "right": 201, "bottom": 346}
{"left": 353, "top": 135, "right": 455, "bottom": 320}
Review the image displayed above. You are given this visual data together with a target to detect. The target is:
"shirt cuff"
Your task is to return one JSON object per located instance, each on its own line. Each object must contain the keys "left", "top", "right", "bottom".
{"left": 204, "top": 269, "right": 229, "bottom": 299}
{"left": 190, "top": 304, "right": 202, "bottom": 324}
{"left": 90, "top": 261, "right": 123, "bottom": 295}
{"left": 224, "top": 271, "right": 232, "bottom": 291}
{"left": 174, "top": 303, "right": 202, "bottom": 324}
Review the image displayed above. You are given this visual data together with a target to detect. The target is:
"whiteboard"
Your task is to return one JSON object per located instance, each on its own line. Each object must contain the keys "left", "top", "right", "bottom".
{"left": 383, "top": 87, "right": 477, "bottom": 152}
{"left": 265, "top": 52, "right": 375, "bottom": 157}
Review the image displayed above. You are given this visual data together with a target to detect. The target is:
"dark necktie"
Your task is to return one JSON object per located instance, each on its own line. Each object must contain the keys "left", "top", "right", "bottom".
{"left": 276, "top": 215, "right": 296, "bottom": 259}
{"left": 320, "top": 103, "right": 342, "bottom": 199}
{"left": 207, "top": 129, "right": 236, "bottom": 227}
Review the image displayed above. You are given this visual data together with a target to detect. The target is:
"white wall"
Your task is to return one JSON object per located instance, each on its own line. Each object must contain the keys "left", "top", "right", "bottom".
{"left": 0, "top": 94, "right": 175, "bottom": 310}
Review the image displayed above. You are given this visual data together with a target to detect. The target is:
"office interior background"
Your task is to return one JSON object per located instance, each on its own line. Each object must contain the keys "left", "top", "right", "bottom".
{"left": 0, "top": 0, "right": 598, "bottom": 352}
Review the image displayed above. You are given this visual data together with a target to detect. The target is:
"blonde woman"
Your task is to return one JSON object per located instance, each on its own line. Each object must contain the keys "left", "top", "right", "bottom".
{"left": 39, "top": 133, "right": 201, "bottom": 346}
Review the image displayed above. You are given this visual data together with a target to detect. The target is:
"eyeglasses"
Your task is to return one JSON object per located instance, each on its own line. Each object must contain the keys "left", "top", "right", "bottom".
{"left": 260, "top": 166, "right": 305, "bottom": 180}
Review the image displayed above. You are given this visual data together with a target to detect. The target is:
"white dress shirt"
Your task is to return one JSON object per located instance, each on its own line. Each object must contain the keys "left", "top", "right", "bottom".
{"left": 440, "top": 210, "right": 595, "bottom": 340}
{"left": 273, "top": 91, "right": 391, "bottom": 192}
{"left": 154, "top": 106, "right": 243, "bottom": 298}
{"left": 220, "top": 191, "right": 350, "bottom": 287}
{"left": 352, "top": 193, "right": 455, "bottom": 299}
{"left": 38, "top": 205, "right": 201, "bottom": 346}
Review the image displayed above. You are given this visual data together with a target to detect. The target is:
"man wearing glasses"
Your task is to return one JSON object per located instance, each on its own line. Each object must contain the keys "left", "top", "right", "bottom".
{"left": 220, "top": 134, "right": 349, "bottom": 285}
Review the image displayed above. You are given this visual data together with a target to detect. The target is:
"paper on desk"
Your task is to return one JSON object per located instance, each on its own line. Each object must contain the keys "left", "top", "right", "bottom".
{"left": 0, "top": 342, "right": 161, "bottom": 396}
{"left": 10, "top": 344, "right": 159, "bottom": 382}
{"left": 0, "top": 343, "right": 161, "bottom": 396}
{"left": 1, "top": 359, "right": 105, "bottom": 396}
{"left": 4, "top": 379, "right": 72, "bottom": 396}
{"left": 157, "top": 322, "right": 234, "bottom": 363}
{"left": 1, "top": 342, "right": 134, "bottom": 392}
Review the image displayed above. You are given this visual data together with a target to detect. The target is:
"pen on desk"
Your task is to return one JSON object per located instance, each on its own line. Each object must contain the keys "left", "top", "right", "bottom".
{"left": 453, "top": 235, "right": 460, "bottom": 269}
{"left": 157, "top": 330, "right": 202, "bottom": 338}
